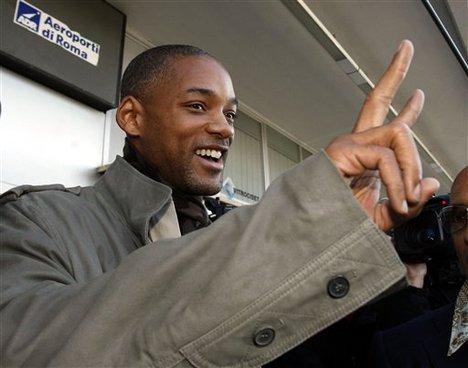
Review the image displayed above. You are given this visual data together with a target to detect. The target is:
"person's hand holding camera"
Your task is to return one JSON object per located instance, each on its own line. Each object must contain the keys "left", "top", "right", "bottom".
{"left": 404, "top": 262, "right": 427, "bottom": 288}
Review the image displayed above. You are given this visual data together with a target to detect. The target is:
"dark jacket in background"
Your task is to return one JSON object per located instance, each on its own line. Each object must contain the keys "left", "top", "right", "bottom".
{"left": 369, "top": 303, "right": 468, "bottom": 368}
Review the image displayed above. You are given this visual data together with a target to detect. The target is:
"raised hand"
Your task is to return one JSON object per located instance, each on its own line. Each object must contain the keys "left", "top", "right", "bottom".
{"left": 325, "top": 40, "right": 439, "bottom": 232}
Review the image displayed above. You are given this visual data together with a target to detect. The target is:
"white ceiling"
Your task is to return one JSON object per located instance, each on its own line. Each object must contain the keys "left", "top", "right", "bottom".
{"left": 108, "top": 0, "right": 467, "bottom": 194}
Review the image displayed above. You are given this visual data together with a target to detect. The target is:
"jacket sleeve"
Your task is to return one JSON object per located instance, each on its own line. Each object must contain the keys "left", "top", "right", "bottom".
{"left": 0, "top": 151, "right": 406, "bottom": 367}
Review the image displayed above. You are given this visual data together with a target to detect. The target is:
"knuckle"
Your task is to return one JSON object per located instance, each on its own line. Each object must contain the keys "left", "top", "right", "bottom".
{"left": 392, "top": 121, "right": 410, "bottom": 131}
{"left": 391, "top": 121, "right": 411, "bottom": 135}
{"left": 366, "top": 91, "right": 392, "bottom": 105}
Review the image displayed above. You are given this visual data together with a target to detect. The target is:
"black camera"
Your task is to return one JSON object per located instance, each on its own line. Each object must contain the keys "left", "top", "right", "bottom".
{"left": 392, "top": 194, "right": 452, "bottom": 263}
{"left": 393, "top": 193, "right": 465, "bottom": 304}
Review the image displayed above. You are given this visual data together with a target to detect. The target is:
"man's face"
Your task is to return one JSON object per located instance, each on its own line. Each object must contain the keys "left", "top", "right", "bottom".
{"left": 135, "top": 55, "right": 237, "bottom": 195}
{"left": 450, "top": 168, "right": 468, "bottom": 275}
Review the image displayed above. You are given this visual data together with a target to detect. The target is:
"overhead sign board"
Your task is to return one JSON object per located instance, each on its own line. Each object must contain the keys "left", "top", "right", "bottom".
{"left": 0, "top": 0, "right": 126, "bottom": 111}
{"left": 14, "top": 0, "right": 101, "bottom": 66}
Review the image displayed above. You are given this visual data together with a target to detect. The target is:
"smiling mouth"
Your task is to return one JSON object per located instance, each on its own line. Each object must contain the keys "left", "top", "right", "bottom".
{"left": 195, "top": 149, "right": 223, "bottom": 161}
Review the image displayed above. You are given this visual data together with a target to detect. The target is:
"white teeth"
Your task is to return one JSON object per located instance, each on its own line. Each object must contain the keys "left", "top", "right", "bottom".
{"left": 196, "top": 149, "right": 222, "bottom": 159}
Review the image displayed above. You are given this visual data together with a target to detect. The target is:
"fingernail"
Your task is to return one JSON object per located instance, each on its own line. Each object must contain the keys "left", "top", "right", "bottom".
{"left": 398, "top": 40, "right": 406, "bottom": 51}
{"left": 401, "top": 200, "right": 408, "bottom": 213}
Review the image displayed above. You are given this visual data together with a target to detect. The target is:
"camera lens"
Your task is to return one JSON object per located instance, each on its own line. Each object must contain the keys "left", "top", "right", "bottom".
{"left": 417, "top": 228, "right": 437, "bottom": 247}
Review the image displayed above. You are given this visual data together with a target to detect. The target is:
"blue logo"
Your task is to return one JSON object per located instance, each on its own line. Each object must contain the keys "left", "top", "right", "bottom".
{"left": 15, "top": 0, "right": 41, "bottom": 33}
{"left": 222, "top": 178, "right": 236, "bottom": 199}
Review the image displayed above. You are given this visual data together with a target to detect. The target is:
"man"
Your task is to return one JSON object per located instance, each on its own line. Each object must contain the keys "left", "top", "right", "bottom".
{"left": 0, "top": 42, "right": 439, "bottom": 367}
{"left": 370, "top": 166, "right": 468, "bottom": 367}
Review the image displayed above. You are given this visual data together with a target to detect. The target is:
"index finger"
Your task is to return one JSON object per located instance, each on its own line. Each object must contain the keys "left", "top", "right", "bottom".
{"left": 354, "top": 40, "right": 414, "bottom": 133}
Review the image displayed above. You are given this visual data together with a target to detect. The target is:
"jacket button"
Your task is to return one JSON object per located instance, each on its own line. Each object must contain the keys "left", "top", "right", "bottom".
{"left": 327, "top": 276, "right": 350, "bottom": 298}
{"left": 253, "top": 327, "right": 275, "bottom": 347}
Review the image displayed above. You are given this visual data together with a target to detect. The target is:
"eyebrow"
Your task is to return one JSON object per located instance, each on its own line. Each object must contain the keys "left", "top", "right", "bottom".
{"left": 185, "top": 87, "right": 238, "bottom": 107}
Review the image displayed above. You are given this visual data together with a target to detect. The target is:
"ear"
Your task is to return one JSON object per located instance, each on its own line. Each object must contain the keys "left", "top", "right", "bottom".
{"left": 116, "top": 96, "right": 144, "bottom": 137}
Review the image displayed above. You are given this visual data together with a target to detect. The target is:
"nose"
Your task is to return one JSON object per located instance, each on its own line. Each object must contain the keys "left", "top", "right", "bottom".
{"left": 206, "top": 112, "right": 235, "bottom": 141}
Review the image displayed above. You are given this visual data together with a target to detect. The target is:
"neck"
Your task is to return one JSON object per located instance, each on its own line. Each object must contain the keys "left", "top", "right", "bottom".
{"left": 122, "top": 138, "right": 210, "bottom": 234}
{"left": 123, "top": 138, "right": 163, "bottom": 183}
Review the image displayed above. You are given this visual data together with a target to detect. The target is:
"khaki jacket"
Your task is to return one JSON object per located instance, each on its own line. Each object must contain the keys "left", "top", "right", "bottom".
{"left": 0, "top": 152, "right": 406, "bottom": 367}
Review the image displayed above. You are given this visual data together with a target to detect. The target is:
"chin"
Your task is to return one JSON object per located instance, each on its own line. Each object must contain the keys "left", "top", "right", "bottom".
{"left": 183, "top": 180, "right": 222, "bottom": 196}
{"left": 200, "top": 183, "right": 222, "bottom": 196}
{"left": 198, "top": 174, "right": 223, "bottom": 194}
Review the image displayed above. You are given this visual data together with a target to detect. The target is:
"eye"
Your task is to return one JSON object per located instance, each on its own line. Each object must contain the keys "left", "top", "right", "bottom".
{"left": 451, "top": 207, "right": 467, "bottom": 222}
{"left": 224, "top": 111, "right": 237, "bottom": 123}
{"left": 188, "top": 103, "right": 205, "bottom": 111}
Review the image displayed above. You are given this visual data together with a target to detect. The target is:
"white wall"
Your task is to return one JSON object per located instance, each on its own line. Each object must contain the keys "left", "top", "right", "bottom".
{"left": 0, "top": 67, "right": 107, "bottom": 193}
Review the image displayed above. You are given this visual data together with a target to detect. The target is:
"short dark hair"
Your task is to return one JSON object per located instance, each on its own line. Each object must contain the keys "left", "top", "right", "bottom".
{"left": 120, "top": 44, "right": 212, "bottom": 101}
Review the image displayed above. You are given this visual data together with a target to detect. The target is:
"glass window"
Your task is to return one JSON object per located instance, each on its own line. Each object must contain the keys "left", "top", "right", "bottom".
{"left": 223, "top": 111, "right": 264, "bottom": 203}
{"left": 267, "top": 126, "right": 299, "bottom": 183}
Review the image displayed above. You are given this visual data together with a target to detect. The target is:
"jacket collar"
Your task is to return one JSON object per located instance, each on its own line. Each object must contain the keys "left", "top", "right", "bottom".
{"left": 94, "top": 156, "right": 173, "bottom": 244}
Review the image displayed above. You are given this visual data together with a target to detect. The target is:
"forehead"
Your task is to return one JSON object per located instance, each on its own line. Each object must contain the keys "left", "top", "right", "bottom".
{"left": 161, "top": 55, "right": 234, "bottom": 97}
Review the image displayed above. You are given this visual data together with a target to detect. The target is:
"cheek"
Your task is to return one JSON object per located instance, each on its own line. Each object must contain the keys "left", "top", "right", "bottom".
{"left": 144, "top": 128, "right": 172, "bottom": 152}
{"left": 453, "top": 232, "right": 467, "bottom": 256}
